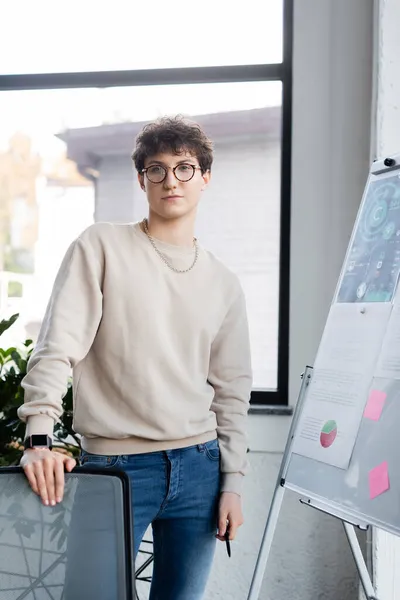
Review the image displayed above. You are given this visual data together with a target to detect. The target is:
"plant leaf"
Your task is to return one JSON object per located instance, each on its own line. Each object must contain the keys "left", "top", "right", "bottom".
{"left": 0, "top": 314, "right": 19, "bottom": 337}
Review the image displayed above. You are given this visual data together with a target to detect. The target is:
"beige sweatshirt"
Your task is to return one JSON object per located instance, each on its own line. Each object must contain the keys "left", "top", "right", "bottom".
{"left": 18, "top": 222, "right": 253, "bottom": 494}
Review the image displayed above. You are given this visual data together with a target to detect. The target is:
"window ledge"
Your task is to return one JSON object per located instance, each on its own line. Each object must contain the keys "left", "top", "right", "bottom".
{"left": 249, "top": 405, "right": 293, "bottom": 416}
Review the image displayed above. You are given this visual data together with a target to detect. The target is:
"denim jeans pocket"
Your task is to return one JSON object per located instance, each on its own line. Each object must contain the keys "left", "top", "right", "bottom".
{"left": 203, "top": 439, "right": 220, "bottom": 461}
{"left": 80, "top": 451, "right": 120, "bottom": 468}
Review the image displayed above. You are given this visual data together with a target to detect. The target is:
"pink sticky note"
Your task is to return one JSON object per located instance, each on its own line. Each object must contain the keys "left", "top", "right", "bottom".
{"left": 364, "top": 390, "right": 387, "bottom": 421}
{"left": 369, "top": 461, "right": 390, "bottom": 500}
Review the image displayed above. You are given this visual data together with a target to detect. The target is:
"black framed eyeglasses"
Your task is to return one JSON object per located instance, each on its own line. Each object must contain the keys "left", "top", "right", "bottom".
{"left": 141, "top": 163, "right": 202, "bottom": 184}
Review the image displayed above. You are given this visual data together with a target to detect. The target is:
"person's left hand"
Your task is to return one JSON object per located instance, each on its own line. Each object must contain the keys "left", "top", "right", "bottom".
{"left": 216, "top": 491, "right": 244, "bottom": 541}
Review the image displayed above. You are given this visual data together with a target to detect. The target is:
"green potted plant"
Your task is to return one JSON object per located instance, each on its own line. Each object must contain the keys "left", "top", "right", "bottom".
{"left": 0, "top": 314, "right": 80, "bottom": 466}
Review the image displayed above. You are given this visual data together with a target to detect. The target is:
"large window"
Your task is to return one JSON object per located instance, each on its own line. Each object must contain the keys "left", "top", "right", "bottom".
{"left": 0, "top": 0, "right": 292, "bottom": 404}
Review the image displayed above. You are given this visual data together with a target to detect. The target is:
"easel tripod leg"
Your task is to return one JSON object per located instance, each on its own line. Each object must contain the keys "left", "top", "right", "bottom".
{"left": 246, "top": 484, "right": 286, "bottom": 600}
{"left": 246, "top": 368, "right": 312, "bottom": 600}
{"left": 342, "top": 521, "right": 378, "bottom": 600}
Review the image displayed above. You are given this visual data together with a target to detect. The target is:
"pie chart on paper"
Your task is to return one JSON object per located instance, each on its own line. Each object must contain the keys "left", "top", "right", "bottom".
{"left": 320, "top": 420, "right": 338, "bottom": 448}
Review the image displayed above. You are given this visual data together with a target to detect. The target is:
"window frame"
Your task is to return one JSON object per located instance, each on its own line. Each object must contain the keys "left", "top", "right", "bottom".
{"left": 0, "top": 0, "right": 293, "bottom": 406}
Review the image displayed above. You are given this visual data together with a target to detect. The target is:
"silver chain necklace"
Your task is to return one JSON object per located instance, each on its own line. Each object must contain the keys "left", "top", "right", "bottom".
{"left": 142, "top": 219, "right": 199, "bottom": 274}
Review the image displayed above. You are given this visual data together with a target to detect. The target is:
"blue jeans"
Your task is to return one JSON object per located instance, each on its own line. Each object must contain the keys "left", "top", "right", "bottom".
{"left": 78, "top": 439, "right": 221, "bottom": 600}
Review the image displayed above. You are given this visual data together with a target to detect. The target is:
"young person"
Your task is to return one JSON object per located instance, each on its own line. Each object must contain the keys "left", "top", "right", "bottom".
{"left": 18, "top": 115, "right": 253, "bottom": 600}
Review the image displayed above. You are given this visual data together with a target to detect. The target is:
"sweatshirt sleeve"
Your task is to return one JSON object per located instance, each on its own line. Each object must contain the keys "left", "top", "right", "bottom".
{"left": 208, "top": 285, "right": 253, "bottom": 495}
{"left": 17, "top": 234, "right": 103, "bottom": 439}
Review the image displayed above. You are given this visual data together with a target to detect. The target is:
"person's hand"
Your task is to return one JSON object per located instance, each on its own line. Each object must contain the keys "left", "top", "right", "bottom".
{"left": 20, "top": 449, "right": 76, "bottom": 506}
{"left": 216, "top": 491, "right": 244, "bottom": 541}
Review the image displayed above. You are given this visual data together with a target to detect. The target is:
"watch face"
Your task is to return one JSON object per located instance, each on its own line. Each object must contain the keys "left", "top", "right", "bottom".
{"left": 32, "top": 434, "right": 49, "bottom": 446}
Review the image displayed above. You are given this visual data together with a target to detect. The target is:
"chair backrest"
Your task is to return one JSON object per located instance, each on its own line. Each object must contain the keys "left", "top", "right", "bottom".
{"left": 0, "top": 466, "right": 134, "bottom": 600}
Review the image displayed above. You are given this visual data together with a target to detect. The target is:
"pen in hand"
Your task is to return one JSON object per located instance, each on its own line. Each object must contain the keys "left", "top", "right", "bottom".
{"left": 225, "top": 527, "right": 231, "bottom": 557}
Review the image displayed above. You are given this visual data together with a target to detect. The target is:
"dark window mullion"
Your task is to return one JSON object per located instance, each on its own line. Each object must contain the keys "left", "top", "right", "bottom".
{"left": 0, "top": 64, "right": 284, "bottom": 91}
{"left": 252, "top": 0, "right": 293, "bottom": 405}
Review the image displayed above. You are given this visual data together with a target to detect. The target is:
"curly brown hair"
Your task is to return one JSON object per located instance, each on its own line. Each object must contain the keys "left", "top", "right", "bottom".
{"left": 132, "top": 115, "right": 213, "bottom": 174}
